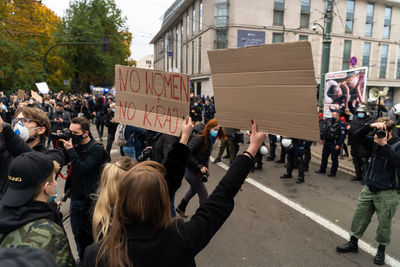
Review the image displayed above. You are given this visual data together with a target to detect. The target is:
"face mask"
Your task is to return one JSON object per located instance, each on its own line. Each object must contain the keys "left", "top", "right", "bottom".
{"left": 210, "top": 129, "right": 218, "bottom": 138}
{"left": 47, "top": 183, "right": 58, "bottom": 203}
{"left": 357, "top": 113, "right": 365, "bottom": 119}
{"left": 72, "top": 134, "right": 84, "bottom": 145}
{"left": 112, "top": 108, "right": 115, "bottom": 112}
{"left": 14, "top": 122, "right": 30, "bottom": 141}
{"left": 44, "top": 101, "right": 49, "bottom": 105}
{"left": 1, "top": 103, "right": 6, "bottom": 111}
{"left": 194, "top": 103, "right": 198, "bottom": 107}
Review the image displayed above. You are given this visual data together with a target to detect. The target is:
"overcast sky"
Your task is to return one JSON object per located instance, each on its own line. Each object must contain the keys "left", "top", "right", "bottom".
{"left": 42, "top": 0, "right": 176, "bottom": 61}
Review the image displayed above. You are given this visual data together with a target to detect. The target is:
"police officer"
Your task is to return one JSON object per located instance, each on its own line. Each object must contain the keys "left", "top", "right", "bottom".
{"left": 280, "top": 138, "right": 306, "bottom": 183}
{"left": 315, "top": 111, "right": 346, "bottom": 177}
{"left": 347, "top": 106, "right": 374, "bottom": 181}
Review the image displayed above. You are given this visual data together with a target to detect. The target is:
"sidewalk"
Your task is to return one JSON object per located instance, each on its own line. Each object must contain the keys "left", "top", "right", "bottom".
{"left": 310, "top": 142, "right": 356, "bottom": 176}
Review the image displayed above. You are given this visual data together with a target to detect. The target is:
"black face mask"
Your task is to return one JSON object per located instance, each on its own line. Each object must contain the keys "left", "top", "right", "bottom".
{"left": 71, "top": 134, "right": 84, "bottom": 145}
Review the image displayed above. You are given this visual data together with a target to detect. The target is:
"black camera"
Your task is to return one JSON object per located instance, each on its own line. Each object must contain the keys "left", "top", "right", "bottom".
{"left": 137, "top": 148, "right": 152, "bottom": 162}
{"left": 51, "top": 128, "right": 72, "bottom": 141}
{"left": 375, "top": 129, "right": 387, "bottom": 139}
{"left": 201, "top": 171, "right": 210, "bottom": 183}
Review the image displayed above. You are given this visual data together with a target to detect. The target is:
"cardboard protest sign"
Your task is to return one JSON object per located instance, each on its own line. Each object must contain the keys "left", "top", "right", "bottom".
{"left": 31, "top": 90, "right": 43, "bottom": 103}
{"left": 114, "top": 65, "right": 190, "bottom": 136}
{"left": 323, "top": 67, "right": 367, "bottom": 118}
{"left": 17, "top": 89, "right": 25, "bottom": 100}
{"left": 208, "top": 41, "right": 319, "bottom": 141}
{"left": 35, "top": 82, "right": 50, "bottom": 94}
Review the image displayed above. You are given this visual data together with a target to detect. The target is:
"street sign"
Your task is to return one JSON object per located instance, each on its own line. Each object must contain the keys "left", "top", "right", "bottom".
{"left": 349, "top": 56, "right": 357, "bottom": 67}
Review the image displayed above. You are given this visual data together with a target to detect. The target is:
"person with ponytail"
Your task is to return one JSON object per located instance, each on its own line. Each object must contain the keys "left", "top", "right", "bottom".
{"left": 92, "top": 156, "right": 137, "bottom": 242}
{"left": 176, "top": 118, "right": 225, "bottom": 217}
{"left": 82, "top": 120, "right": 266, "bottom": 267}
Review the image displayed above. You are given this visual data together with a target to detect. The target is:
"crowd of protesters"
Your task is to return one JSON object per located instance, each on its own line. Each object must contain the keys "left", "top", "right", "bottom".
{"left": 0, "top": 89, "right": 399, "bottom": 266}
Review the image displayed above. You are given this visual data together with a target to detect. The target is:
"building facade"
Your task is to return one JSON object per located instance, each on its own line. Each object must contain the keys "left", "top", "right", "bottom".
{"left": 151, "top": 0, "right": 400, "bottom": 105}
{"left": 136, "top": 55, "right": 154, "bottom": 69}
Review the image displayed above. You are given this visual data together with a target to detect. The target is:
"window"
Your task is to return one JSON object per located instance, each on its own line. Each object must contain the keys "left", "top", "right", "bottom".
{"left": 300, "top": 0, "right": 310, "bottom": 28}
{"left": 186, "top": 45, "right": 188, "bottom": 74}
{"left": 192, "top": 5, "right": 196, "bottom": 34}
{"left": 345, "top": 0, "right": 355, "bottom": 33}
{"left": 175, "top": 28, "right": 178, "bottom": 68}
{"left": 198, "top": 37, "right": 202, "bottom": 73}
{"left": 272, "top": 33, "right": 284, "bottom": 43}
{"left": 397, "top": 47, "right": 400, "bottom": 78}
{"left": 363, "top": 42, "right": 371, "bottom": 67}
{"left": 199, "top": 1, "right": 203, "bottom": 31}
{"left": 273, "top": 0, "right": 284, "bottom": 26}
{"left": 383, "top": 6, "right": 392, "bottom": 39}
{"left": 365, "top": 3, "right": 374, "bottom": 37}
{"left": 181, "top": 23, "right": 183, "bottom": 71}
{"left": 380, "top": 44, "right": 388, "bottom": 78}
{"left": 342, "top": 40, "right": 352, "bottom": 70}
{"left": 299, "top": 35, "right": 308, "bottom": 41}
{"left": 215, "top": 29, "right": 227, "bottom": 49}
{"left": 186, "top": 13, "right": 189, "bottom": 36}
{"left": 191, "top": 41, "right": 195, "bottom": 75}
{"left": 215, "top": 0, "right": 228, "bottom": 28}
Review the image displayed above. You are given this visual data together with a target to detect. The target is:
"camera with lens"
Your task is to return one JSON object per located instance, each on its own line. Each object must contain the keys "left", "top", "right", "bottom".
{"left": 375, "top": 129, "right": 387, "bottom": 139}
{"left": 201, "top": 171, "right": 210, "bottom": 183}
{"left": 51, "top": 128, "right": 72, "bottom": 141}
{"left": 137, "top": 148, "right": 152, "bottom": 162}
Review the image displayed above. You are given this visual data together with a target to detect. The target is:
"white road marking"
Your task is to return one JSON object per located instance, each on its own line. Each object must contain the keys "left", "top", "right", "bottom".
{"left": 210, "top": 157, "right": 400, "bottom": 267}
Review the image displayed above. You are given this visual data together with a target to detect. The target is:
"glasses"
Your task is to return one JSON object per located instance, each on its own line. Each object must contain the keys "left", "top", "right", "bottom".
{"left": 11, "top": 117, "right": 30, "bottom": 128}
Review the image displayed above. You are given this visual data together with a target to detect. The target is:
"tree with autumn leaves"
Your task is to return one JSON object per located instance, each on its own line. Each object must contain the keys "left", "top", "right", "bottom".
{"left": 0, "top": 0, "right": 132, "bottom": 93}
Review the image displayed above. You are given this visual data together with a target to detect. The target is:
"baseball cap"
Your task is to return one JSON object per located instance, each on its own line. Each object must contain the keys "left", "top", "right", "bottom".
{"left": 1, "top": 151, "right": 54, "bottom": 207}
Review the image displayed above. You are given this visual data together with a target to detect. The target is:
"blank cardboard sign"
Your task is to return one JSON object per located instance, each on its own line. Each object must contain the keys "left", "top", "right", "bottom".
{"left": 114, "top": 65, "right": 190, "bottom": 136}
{"left": 208, "top": 41, "right": 320, "bottom": 141}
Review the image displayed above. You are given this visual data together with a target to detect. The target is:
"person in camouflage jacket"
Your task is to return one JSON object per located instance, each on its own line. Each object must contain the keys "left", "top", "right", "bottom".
{"left": 0, "top": 151, "right": 75, "bottom": 267}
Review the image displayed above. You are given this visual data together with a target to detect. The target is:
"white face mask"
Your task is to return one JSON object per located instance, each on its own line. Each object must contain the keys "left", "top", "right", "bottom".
{"left": 14, "top": 122, "right": 30, "bottom": 141}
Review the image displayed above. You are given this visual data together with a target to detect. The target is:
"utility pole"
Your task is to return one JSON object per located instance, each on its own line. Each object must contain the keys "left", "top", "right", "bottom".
{"left": 318, "top": 0, "right": 333, "bottom": 107}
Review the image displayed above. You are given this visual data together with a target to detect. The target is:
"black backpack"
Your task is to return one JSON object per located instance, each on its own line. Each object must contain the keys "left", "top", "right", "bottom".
{"left": 83, "top": 140, "right": 111, "bottom": 167}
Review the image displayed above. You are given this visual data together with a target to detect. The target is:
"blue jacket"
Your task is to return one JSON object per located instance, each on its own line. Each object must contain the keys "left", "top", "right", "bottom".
{"left": 204, "top": 104, "right": 215, "bottom": 124}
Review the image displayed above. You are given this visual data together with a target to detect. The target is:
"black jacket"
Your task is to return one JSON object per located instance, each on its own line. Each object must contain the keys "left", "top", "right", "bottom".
{"left": 152, "top": 134, "right": 179, "bottom": 165}
{"left": 364, "top": 136, "right": 400, "bottom": 190}
{"left": 187, "top": 135, "right": 213, "bottom": 172}
{"left": 48, "top": 110, "right": 71, "bottom": 133}
{"left": 348, "top": 117, "right": 374, "bottom": 158}
{"left": 0, "top": 123, "right": 64, "bottom": 199}
{"left": 66, "top": 139, "right": 104, "bottom": 200}
{"left": 82, "top": 155, "right": 252, "bottom": 267}
{"left": 104, "top": 111, "right": 118, "bottom": 134}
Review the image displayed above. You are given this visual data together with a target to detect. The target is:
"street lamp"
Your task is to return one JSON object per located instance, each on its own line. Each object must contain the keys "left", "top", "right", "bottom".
{"left": 316, "top": 0, "right": 333, "bottom": 108}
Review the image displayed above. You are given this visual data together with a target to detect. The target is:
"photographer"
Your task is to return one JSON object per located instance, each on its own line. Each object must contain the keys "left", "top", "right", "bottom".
{"left": 336, "top": 118, "right": 400, "bottom": 265}
{"left": 59, "top": 117, "right": 105, "bottom": 262}
{"left": 176, "top": 119, "right": 224, "bottom": 217}
{"left": 48, "top": 102, "right": 71, "bottom": 148}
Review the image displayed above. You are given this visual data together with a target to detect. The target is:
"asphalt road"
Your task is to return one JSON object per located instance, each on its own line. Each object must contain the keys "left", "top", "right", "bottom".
{"left": 56, "top": 126, "right": 400, "bottom": 266}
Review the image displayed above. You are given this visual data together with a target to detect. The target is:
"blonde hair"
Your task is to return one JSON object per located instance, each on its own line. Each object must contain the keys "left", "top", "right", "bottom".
{"left": 97, "top": 164, "right": 173, "bottom": 267}
{"left": 92, "top": 157, "right": 136, "bottom": 242}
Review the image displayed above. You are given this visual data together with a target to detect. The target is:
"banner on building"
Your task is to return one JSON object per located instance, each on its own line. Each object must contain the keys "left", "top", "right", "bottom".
{"left": 208, "top": 41, "right": 320, "bottom": 141}
{"left": 323, "top": 67, "right": 368, "bottom": 118}
{"left": 237, "top": 29, "right": 266, "bottom": 47}
{"left": 114, "top": 65, "right": 190, "bottom": 136}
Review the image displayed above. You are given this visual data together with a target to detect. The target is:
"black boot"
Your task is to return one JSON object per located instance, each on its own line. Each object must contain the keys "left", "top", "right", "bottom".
{"left": 176, "top": 199, "right": 188, "bottom": 218}
{"left": 296, "top": 177, "right": 305, "bottom": 184}
{"left": 266, "top": 156, "right": 275, "bottom": 161}
{"left": 336, "top": 236, "right": 358, "bottom": 253}
{"left": 351, "top": 176, "right": 362, "bottom": 181}
{"left": 374, "top": 245, "right": 385, "bottom": 265}
{"left": 280, "top": 173, "right": 292, "bottom": 179}
{"left": 315, "top": 169, "right": 326, "bottom": 174}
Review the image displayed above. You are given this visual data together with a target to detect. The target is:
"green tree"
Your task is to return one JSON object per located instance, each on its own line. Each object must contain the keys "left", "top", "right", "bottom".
{"left": 58, "top": 0, "right": 132, "bottom": 92}
{"left": 0, "top": 0, "right": 64, "bottom": 93}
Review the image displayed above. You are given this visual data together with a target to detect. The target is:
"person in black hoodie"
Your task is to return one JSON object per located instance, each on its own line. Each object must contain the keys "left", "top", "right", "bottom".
{"left": 0, "top": 151, "right": 75, "bottom": 267}
{"left": 104, "top": 103, "right": 118, "bottom": 155}
{"left": 82, "top": 120, "right": 266, "bottom": 267}
{"left": 336, "top": 118, "right": 400, "bottom": 265}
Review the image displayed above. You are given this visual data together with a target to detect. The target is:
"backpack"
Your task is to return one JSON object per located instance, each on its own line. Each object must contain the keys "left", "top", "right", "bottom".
{"left": 115, "top": 124, "right": 127, "bottom": 147}
{"left": 84, "top": 140, "right": 111, "bottom": 167}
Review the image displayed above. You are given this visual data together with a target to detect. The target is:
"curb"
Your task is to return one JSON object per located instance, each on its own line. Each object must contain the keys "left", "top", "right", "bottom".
{"left": 310, "top": 150, "right": 356, "bottom": 176}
